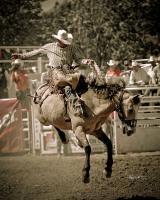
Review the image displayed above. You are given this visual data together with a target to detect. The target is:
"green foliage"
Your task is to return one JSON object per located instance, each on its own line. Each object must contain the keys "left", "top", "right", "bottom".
{"left": 46, "top": 0, "right": 160, "bottom": 65}
{"left": 0, "top": 0, "right": 159, "bottom": 65}
{"left": 0, "top": 0, "right": 44, "bottom": 45}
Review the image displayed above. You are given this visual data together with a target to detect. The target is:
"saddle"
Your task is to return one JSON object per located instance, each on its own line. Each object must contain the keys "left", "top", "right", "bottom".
{"left": 33, "top": 82, "right": 63, "bottom": 107}
{"left": 33, "top": 74, "right": 89, "bottom": 120}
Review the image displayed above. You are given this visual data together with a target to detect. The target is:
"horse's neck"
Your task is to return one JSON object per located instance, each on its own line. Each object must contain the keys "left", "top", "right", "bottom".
{"left": 82, "top": 89, "right": 113, "bottom": 107}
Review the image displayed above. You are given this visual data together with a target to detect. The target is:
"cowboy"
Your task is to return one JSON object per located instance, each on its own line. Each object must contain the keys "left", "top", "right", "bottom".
{"left": 12, "top": 30, "right": 101, "bottom": 116}
{"left": 128, "top": 61, "right": 150, "bottom": 86}
{"left": 106, "top": 60, "right": 121, "bottom": 78}
{"left": 10, "top": 59, "right": 30, "bottom": 109}
{"left": 153, "top": 56, "right": 160, "bottom": 85}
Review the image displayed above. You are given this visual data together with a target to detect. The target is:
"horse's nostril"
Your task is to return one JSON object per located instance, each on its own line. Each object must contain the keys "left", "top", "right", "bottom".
{"left": 127, "top": 130, "right": 134, "bottom": 136}
{"left": 128, "top": 109, "right": 133, "bottom": 113}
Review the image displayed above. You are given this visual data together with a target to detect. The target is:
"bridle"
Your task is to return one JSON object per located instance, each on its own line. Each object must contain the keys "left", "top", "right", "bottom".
{"left": 113, "top": 90, "right": 137, "bottom": 130}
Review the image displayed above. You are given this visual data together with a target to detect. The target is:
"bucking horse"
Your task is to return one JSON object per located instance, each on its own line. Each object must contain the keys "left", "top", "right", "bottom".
{"left": 33, "top": 74, "right": 141, "bottom": 183}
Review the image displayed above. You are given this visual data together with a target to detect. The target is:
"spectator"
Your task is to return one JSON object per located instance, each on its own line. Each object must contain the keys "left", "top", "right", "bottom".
{"left": 128, "top": 61, "right": 150, "bottom": 86}
{"left": 120, "top": 60, "right": 132, "bottom": 85}
{"left": 148, "top": 56, "right": 157, "bottom": 69}
{"left": 147, "top": 56, "right": 157, "bottom": 85}
{"left": 153, "top": 56, "right": 160, "bottom": 85}
{"left": 106, "top": 60, "right": 121, "bottom": 79}
{"left": 10, "top": 59, "right": 30, "bottom": 109}
{"left": 153, "top": 56, "right": 160, "bottom": 96}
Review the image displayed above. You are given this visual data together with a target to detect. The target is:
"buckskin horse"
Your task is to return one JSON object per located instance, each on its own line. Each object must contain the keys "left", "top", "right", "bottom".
{"left": 33, "top": 76, "right": 140, "bottom": 183}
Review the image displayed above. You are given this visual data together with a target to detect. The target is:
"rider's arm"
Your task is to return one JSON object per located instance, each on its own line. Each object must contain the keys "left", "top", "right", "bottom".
{"left": 21, "top": 43, "right": 52, "bottom": 59}
{"left": 81, "top": 59, "right": 102, "bottom": 77}
{"left": 91, "top": 61, "right": 101, "bottom": 77}
{"left": 12, "top": 43, "right": 51, "bottom": 59}
{"left": 72, "top": 45, "right": 101, "bottom": 77}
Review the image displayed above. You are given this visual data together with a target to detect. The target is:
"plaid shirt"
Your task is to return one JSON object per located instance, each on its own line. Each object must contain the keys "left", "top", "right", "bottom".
{"left": 21, "top": 42, "right": 84, "bottom": 67}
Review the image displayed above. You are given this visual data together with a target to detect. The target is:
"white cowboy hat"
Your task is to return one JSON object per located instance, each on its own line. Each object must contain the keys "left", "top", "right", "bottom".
{"left": 130, "top": 61, "right": 138, "bottom": 67}
{"left": 10, "top": 59, "right": 23, "bottom": 71}
{"left": 11, "top": 59, "right": 22, "bottom": 65}
{"left": 148, "top": 56, "right": 155, "bottom": 62}
{"left": 52, "top": 30, "right": 73, "bottom": 45}
{"left": 107, "top": 60, "right": 117, "bottom": 66}
{"left": 157, "top": 56, "right": 160, "bottom": 62}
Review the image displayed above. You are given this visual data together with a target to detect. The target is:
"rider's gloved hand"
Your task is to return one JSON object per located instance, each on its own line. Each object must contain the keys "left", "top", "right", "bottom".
{"left": 11, "top": 53, "right": 22, "bottom": 60}
{"left": 81, "top": 59, "right": 94, "bottom": 65}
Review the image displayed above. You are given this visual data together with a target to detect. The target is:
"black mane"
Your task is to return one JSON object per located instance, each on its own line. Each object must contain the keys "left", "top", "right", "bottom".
{"left": 87, "top": 76, "right": 125, "bottom": 98}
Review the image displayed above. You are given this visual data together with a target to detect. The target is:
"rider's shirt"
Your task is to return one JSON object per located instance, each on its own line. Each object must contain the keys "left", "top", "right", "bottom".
{"left": 21, "top": 42, "right": 84, "bottom": 67}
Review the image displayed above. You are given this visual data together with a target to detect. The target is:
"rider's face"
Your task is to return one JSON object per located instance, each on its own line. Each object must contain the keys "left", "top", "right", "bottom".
{"left": 57, "top": 40, "right": 68, "bottom": 48}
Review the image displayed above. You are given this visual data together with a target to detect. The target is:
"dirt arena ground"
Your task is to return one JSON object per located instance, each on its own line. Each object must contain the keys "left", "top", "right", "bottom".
{"left": 0, "top": 152, "right": 160, "bottom": 200}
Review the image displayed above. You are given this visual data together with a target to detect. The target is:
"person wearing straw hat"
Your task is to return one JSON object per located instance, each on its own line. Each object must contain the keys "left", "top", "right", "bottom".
{"left": 10, "top": 59, "right": 30, "bottom": 109}
{"left": 12, "top": 29, "right": 100, "bottom": 116}
{"left": 106, "top": 60, "right": 121, "bottom": 78}
{"left": 153, "top": 56, "right": 160, "bottom": 85}
{"left": 153, "top": 56, "right": 160, "bottom": 96}
{"left": 128, "top": 61, "right": 150, "bottom": 86}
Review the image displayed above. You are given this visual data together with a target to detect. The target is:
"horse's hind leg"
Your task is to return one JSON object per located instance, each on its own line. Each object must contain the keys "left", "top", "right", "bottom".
{"left": 95, "top": 128, "right": 113, "bottom": 178}
{"left": 54, "top": 127, "right": 69, "bottom": 144}
{"left": 75, "top": 126, "right": 91, "bottom": 183}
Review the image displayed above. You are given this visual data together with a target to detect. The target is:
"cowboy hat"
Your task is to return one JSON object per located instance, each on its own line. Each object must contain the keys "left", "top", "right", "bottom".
{"left": 52, "top": 30, "right": 73, "bottom": 45}
{"left": 157, "top": 56, "right": 160, "bottom": 62}
{"left": 148, "top": 56, "right": 155, "bottom": 63}
{"left": 11, "top": 59, "right": 23, "bottom": 65}
{"left": 10, "top": 59, "right": 23, "bottom": 71}
{"left": 130, "top": 61, "right": 139, "bottom": 68}
{"left": 107, "top": 60, "right": 117, "bottom": 66}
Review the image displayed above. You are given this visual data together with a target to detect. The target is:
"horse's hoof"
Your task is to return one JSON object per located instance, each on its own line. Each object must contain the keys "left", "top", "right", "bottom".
{"left": 82, "top": 176, "right": 90, "bottom": 183}
{"left": 106, "top": 171, "right": 112, "bottom": 178}
{"left": 103, "top": 169, "right": 112, "bottom": 178}
{"left": 82, "top": 171, "right": 90, "bottom": 183}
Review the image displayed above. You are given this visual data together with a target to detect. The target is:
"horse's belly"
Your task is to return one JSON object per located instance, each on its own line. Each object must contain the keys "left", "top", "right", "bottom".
{"left": 34, "top": 95, "right": 65, "bottom": 124}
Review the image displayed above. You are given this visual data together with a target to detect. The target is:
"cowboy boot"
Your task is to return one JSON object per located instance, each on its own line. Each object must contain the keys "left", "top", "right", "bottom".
{"left": 64, "top": 85, "right": 83, "bottom": 116}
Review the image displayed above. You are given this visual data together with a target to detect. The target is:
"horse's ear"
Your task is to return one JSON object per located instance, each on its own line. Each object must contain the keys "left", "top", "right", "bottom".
{"left": 132, "top": 94, "right": 141, "bottom": 104}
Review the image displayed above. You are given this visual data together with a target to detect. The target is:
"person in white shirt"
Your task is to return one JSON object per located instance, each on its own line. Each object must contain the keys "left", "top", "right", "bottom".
{"left": 129, "top": 61, "right": 150, "bottom": 85}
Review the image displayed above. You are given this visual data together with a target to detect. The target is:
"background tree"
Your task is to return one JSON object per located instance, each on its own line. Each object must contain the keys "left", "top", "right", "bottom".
{"left": 47, "top": 0, "right": 160, "bottom": 65}
{"left": 0, "top": 0, "right": 44, "bottom": 45}
{"left": 0, "top": 0, "right": 159, "bottom": 66}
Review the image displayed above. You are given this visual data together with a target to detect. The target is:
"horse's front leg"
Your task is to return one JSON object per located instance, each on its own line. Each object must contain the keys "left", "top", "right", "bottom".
{"left": 75, "top": 126, "right": 91, "bottom": 183}
{"left": 95, "top": 128, "right": 113, "bottom": 177}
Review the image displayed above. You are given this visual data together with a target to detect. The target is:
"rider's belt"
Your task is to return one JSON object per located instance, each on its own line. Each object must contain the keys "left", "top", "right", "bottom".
{"left": 50, "top": 65, "right": 62, "bottom": 70}
{"left": 50, "top": 65, "right": 74, "bottom": 74}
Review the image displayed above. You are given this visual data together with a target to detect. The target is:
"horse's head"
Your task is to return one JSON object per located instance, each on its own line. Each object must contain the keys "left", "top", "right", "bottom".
{"left": 116, "top": 91, "right": 141, "bottom": 136}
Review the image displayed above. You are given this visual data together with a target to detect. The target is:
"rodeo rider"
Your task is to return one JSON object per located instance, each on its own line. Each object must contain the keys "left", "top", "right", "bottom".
{"left": 12, "top": 29, "right": 101, "bottom": 117}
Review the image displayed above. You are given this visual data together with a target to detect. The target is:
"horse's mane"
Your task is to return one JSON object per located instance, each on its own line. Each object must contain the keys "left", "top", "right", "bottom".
{"left": 86, "top": 75, "right": 126, "bottom": 98}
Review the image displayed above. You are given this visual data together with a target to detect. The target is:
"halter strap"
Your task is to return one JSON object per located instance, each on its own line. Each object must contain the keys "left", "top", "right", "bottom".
{"left": 113, "top": 90, "right": 137, "bottom": 128}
